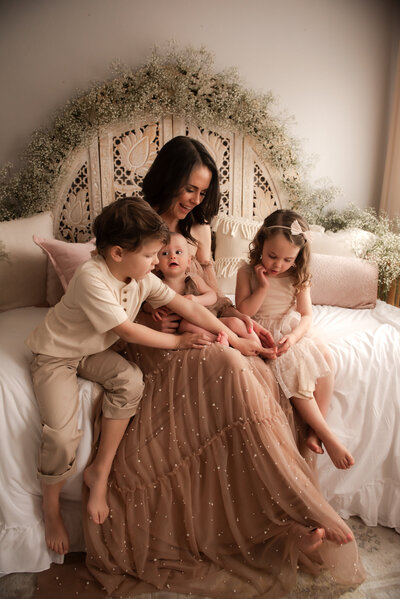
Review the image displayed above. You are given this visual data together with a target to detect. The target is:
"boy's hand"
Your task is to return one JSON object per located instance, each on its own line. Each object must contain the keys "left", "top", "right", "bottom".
{"left": 176, "top": 332, "right": 212, "bottom": 350}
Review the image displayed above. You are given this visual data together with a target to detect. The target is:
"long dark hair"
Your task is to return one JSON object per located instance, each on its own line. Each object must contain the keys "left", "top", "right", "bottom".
{"left": 142, "top": 136, "right": 220, "bottom": 241}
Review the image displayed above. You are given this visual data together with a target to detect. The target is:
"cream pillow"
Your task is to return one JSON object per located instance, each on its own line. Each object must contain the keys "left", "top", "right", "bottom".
{"left": 309, "top": 225, "right": 376, "bottom": 258}
{"left": 0, "top": 212, "right": 54, "bottom": 311}
{"left": 310, "top": 253, "right": 378, "bottom": 308}
{"left": 212, "top": 214, "right": 262, "bottom": 296}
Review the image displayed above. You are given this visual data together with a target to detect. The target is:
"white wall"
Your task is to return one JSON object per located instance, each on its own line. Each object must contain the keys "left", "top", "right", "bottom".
{"left": 0, "top": 0, "right": 399, "bottom": 210}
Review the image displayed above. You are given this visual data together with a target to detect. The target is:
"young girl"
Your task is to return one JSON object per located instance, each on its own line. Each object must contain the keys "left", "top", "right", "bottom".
{"left": 147, "top": 232, "right": 262, "bottom": 347}
{"left": 236, "top": 209, "right": 355, "bottom": 470}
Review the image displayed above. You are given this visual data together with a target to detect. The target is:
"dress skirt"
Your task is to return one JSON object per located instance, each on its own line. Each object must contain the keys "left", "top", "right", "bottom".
{"left": 83, "top": 343, "right": 364, "bottom": 598}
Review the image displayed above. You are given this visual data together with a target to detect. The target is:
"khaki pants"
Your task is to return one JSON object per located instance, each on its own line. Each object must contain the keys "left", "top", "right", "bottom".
{"left": 31, "top": 349, "right": 144, "bottom": 484}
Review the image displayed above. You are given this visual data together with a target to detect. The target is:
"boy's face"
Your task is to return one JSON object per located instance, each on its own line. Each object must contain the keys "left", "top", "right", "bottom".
{"left": 157, "top": 234, "right": 190, "bottom": 278}
{"left": 119, "top": 238, "right": 164, "bottom": 281}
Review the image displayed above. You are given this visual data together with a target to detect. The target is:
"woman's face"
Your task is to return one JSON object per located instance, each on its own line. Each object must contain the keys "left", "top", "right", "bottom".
{"left": 166, "top": 165, "right": 212, "bottom": 222}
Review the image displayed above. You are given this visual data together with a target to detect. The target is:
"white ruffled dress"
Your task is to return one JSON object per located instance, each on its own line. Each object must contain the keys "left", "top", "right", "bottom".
{"left": 244, "top": 263, "right": 331, "bottom": 400}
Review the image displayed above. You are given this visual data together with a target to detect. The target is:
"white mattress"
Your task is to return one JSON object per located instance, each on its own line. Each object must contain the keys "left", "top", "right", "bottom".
{"left": 0, "top": 300, "right": 399, "bottom": 576}
{"left": 0, "top": 307, "right": 98, "bottom": 574}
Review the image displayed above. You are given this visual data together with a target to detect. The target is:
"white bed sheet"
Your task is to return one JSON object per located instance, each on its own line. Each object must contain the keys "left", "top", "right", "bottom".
{"left": 312, "top": 300, "right": 400, "bottom": 533}
{"left": 0, "top": 307, "right": 99, "bottom": 575}
{"left": 0, "top": 301, "right": 399, "bottom": 576}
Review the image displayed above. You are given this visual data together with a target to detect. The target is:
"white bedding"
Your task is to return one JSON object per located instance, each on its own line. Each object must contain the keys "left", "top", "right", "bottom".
{"left": 0, "top": 301, "right": 399, "bottom": 576}
{"left": 0, "top": 307, "right": 99, "bottom": 574}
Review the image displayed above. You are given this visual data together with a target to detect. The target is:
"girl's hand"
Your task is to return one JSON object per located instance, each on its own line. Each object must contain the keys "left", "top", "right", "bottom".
{"left": 254, "top": 264, "right": 269, "bottom": 288}
{"left": 276, "top": 333, "right": 296, "bottom": 356}
{"left": 177, "top": 332, "right": 212, "bottom": 349}
{"left": 184, "top": 294, "right": 198, "bottom": 302}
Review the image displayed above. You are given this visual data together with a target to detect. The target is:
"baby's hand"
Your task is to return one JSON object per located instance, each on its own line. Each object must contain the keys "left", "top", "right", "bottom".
{"left": 254, "top": 264, "right": 269, "bottom": 288}
{"left": 177, "top": 332, "right": 212, "bottom": 349}
{"left": 276, "top": 334, "right": 296, "bottom": 356}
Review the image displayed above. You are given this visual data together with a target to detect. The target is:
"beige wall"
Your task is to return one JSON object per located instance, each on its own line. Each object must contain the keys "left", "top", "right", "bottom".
{"left": 0, "top": 0, "right": 399, "bottom": 210}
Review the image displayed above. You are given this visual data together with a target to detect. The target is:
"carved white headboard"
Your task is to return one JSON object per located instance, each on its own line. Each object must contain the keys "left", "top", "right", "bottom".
{"left": 52, "top": 116, "right": 288, "bottom": 242}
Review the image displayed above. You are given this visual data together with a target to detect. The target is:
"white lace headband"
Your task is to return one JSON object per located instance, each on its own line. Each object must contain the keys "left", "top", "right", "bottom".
{"left": 266, "top": 219, "right": 312, "bottom": 242}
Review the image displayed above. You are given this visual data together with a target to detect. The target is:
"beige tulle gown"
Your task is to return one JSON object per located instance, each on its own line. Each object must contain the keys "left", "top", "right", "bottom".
{"left": 242, "top": 263, "right": 330, "bottom": 401}
{"left": 83, "top": 260, "right": 365, "bottom": 598}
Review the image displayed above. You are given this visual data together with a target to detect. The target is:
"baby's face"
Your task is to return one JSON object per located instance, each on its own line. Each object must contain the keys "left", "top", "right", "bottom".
{"left": 157, "top": 234, "right": 190, "bottom": 277}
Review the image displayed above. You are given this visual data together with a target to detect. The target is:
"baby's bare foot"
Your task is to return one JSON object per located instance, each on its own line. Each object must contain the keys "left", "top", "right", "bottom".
{"left": 298, "top": 527, "right": 325, "bottom": 555}
{"left": 306, "top": 431, "right": 324, "bottom": 455}
{"left": 217, "top": 331, "right": 229, "bottom": 346}
{"left": 44, "top": 510, "right": 69, "bottom": 555}
{"left": 322, "top": 435, "right": 355, "bottom": 469}
{"left": 84, "top": 464, "right": 110, "bottom": 524}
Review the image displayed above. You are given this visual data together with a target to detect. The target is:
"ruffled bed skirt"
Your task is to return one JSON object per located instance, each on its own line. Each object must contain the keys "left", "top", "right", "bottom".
{"left": 84, "top": 344, "right": 365, "bottom": 598}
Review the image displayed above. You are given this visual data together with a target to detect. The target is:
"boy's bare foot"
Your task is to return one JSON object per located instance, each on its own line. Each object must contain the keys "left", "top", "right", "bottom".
{"left": 216, "top": 331, "right": 229, "bottom": 346}
{"left": 83, "top": 463, "right": 110, "bottom": 524}
{"left": 321, "top": 434, "right": 355, "bottom": 469}
{"left": 298, "top": 527, "right": 325, "bottom": 555}
{"left": 43, "top": 510, "right": 69, "bottom": 555}
{"left": 306, "top": 430, "right": 324, "bottom": 455}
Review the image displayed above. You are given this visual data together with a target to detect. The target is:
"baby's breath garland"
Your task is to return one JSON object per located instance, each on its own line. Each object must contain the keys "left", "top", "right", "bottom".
{"left": 0, "top": 45, "right": 398, "bottom": 298}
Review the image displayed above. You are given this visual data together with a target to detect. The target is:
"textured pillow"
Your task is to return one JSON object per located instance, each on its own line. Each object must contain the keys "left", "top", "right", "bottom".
{"left": 0, "top": 212, "right": 54, "bottom": 311}
{"left": 33, "top": 236, "right": 96, "bottom": 302}
{"left": 309, "top": 225, "right": 376, "bottom": 258}
{"left": 212, "top": 214, "right": 262, "bottom": 295}
{"left": 310, "top": 253, "right": 378, "bottom": 308}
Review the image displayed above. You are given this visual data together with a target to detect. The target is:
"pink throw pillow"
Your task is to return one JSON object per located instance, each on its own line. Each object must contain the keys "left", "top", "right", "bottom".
{"left": 33, "top": 236, "right": 96, "bottom": 298}
{"left": 310, "top": 253, "right": 378, "bottom": 309}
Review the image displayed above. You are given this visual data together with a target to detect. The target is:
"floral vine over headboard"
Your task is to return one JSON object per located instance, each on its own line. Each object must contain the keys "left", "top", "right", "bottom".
{"left": 0, "top": 45, "right": 399, "bottom": 299}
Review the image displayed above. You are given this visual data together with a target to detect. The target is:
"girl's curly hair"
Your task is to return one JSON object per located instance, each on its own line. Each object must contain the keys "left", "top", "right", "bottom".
{"left": 249, "top": 209, "right": 311, "bottom": 291}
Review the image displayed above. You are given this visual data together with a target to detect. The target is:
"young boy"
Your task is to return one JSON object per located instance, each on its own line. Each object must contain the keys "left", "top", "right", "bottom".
{"left": 26, "top": 197, "right": 261, "bottom": 556}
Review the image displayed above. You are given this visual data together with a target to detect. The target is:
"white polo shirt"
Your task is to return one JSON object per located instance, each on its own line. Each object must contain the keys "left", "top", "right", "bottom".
{"left": 26, "top": 254, "right": 175, "bottom": 358}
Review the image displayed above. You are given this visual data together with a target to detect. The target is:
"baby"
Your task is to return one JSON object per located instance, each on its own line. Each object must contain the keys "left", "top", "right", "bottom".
{"left": 149, "top": 233, "right": 261, "bottom": 347}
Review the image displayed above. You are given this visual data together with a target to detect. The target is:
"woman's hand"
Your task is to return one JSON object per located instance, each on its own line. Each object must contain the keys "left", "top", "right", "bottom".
{"left": 224, "top": 306, "right": 254, "bottom": 334}
{"left": 252, "top": 321, "right": 275, "bottom": 348}
{"left": 276, "top": 333, "right": 296, "bottom": 356}
{"left": 176, "top": 332, "right": 212, "bottom": 349}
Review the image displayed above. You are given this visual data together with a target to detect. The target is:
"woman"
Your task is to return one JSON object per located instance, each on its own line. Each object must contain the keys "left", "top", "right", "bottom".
{"left": 83, "top": 137, "right": 365, "bottom": 598}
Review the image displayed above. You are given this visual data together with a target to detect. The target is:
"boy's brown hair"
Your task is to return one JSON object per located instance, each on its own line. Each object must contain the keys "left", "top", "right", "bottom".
{"left": 93, "top": 197, "right": 170, "bottom": 254}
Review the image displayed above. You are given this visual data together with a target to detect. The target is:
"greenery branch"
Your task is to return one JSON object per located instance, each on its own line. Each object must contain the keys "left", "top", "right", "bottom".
{"left": 0, "top": 44, "right": 398, "bottom": 297}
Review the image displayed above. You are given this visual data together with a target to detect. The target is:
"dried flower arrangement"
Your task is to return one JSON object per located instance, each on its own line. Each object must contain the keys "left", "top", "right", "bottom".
{"left": 0, "top": 45, "right": 398, "bottom": 298}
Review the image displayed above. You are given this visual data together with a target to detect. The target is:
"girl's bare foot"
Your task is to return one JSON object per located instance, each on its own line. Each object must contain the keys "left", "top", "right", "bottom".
{"left": 216, "top": 331, "right": 229, "bottom": 346}
{"left": 83, "top": 463, "right": 110, "bottom": 524}
{"left": 43, "top": 510, "right": 69, "bottom": 555}
{"left": 298, "top": 527, "right": 325, "bottom": 555}
{"left": 321, "top": 434, "right": 355, "bottom": 469}
{"left": 306, "top": 430, "right": 324, "bottom": 454}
